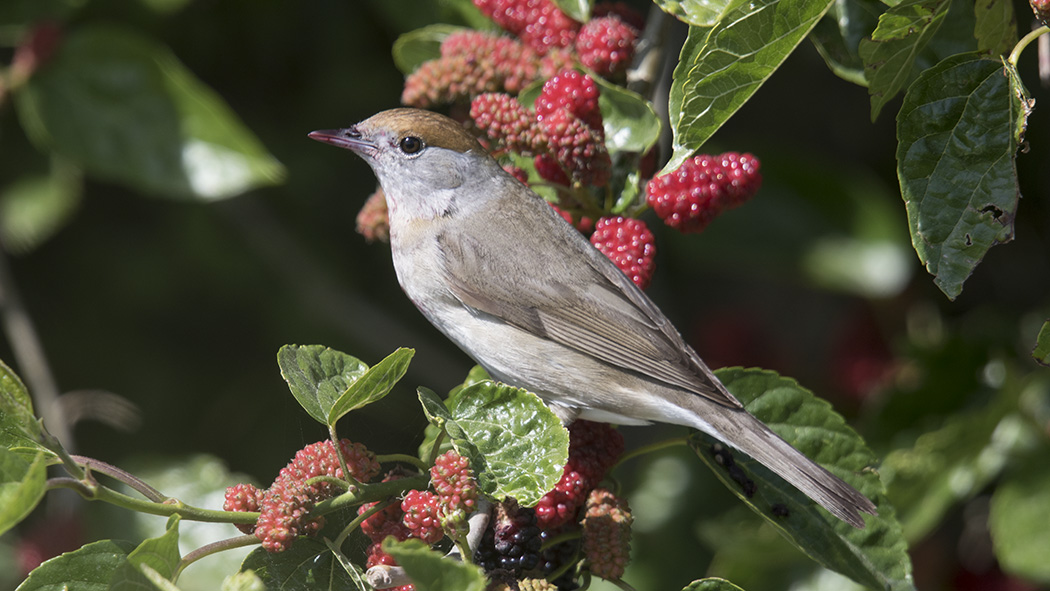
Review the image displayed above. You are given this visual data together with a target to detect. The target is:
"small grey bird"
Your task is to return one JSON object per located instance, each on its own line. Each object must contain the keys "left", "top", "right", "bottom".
{"left": 309, "top": 108, "right": 877, "bottom": 528}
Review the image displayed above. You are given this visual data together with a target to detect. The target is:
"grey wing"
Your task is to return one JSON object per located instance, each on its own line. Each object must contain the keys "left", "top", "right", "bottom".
{"left": 435, "top": 206, "right": 743, "bottom": 410}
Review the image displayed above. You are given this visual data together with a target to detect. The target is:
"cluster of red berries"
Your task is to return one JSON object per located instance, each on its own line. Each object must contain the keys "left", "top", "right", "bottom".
{"left": 646, "top": 152, "right": 762, "bottom": 233}
{"left": 472, "top": 69, "right": 611, "bottom": 188}
{"left": 471, "top": 0, "right": 640, "bottom": 77}
{"left": 223, "top": 439, "right": 381, "bottom": 552}
{"left": 534, "top": 420, "right": 624, "bottom": 530}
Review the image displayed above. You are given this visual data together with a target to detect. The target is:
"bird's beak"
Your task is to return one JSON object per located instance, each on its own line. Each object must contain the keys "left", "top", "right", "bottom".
{"left": 308, "top": 126, "right": 377, "bottom": 156}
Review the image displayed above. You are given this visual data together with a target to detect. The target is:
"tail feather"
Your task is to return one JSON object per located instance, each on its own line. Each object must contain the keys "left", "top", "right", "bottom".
{"left": 696, "top": 405, "right": 877, "bottom": 528}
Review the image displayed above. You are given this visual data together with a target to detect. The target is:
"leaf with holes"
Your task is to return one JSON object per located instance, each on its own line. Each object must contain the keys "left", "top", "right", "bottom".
{"left": 896, "top": 52, "right": 1026, "bottom": 300}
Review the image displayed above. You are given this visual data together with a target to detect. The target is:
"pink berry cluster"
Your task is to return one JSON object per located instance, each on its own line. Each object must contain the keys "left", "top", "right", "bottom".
{"left": 646, "top": 152, "right": 762, "bottom": 234}
{"left": 472, "top": 0, "right": 641, "bottom": 77}
{"left": 223, "top": 439, "right": 381, "bottom": 552}
{"left": 589, "top": 216, "right": 656, "bottom": 290}
{"left": 471, "top": 69, "right": 611, "bottom": 188}
{"left": 534, "top": 420, "right": 624, "bottom": 530}
{"left": 580, "top": 488, "right": 633, "bottom": 580}
{"left": 402, "top": 30, "right": 570, "bottom": 109}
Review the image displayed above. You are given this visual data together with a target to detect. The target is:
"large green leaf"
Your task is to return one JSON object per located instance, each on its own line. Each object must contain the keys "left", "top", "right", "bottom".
{"left": 654, "top": 0, "right": 736, "bottom": 27}
{"left": 691, "top": 368, "right": 913, "bottom": 591}
{"left": 242, "top": 538, "right": 359, "bottom": 591}
{"left": 326, "top": 348, "right": 414, "bottom": 425}
{"left": 667, "top": 0, "right": 834, "bottom": 171}
{"left": 989, "top": 449, "right": 1050, "bottom": 583}
{"left": 15, "top": 24, "right": 284, "bottom": 201}
{"left": 277, "top": 345, "right": 368, "bottom": 425}
{"left": 16, "top": 539, "right": 137, "bottom": 591}
{"left": 858, "top": 0, "right": 949, "bottom": 121}
{"left": 418, "top": 382, "right": 568, "bottom": 507}
{"left": 896, "top": 53, "right": 1025, "bottom": 300}
{"left": 110, "top": 515, "right": 182, "bottom": 590}
{"left": 382, "top": 538, "right": 487, "bottom": 591}
{"left": 0, "top": 449, "right": 47, "bottom": 537}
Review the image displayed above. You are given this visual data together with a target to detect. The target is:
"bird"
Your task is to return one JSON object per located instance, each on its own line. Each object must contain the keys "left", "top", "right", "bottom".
{"left": 308, "top": 108, "right": 878, "bottom": 528}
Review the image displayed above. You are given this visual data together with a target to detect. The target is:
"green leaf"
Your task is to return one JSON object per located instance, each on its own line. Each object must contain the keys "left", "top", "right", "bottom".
{"left": 974, "top": 0, "right": 1017, "bottom": 56}
{"left": 419, "top": 382, "right": 569, "bottom": 507}
{"left": 15, "top": 24, "right": 284, "bottom": 201}
{"left": 896, "top": 52, "right": 1024, "bottom": 300}
{"left": 858, "top": 0, "right": 949, "bottom": 121}
{"left": 551, "top": 0, "right": 590, "bottom": 22}
{"left": 16, "top": 539, "right": 137, "bottom": 591}
{"left": 278, "top": 345, "right": 368, "bottom": 425}
{"left": 594, "top": 78, "right": 661, "bottom": 153}
{"left": 989, "top": 449, "right": 1050, "bottom": 583}
{"left": 0, "top": 449, "right": 47, "bottom": 537}
{"left": 419, "top": 367, "right": 491, "bottom": 461}
{"left": 683, "top": 578, "right": 748, "bottom": 591}
{"left": 138, "top": 565, "right": 183, "bottom": 591}
{"left": 392, "top": 24, "right": 466, "bottom": 74}
{"left": 667, "top": 0, "right": 834, "bottom": 171}
{"left": 242, "top": 538, "right": 360, "bottom": 591}
{"left": 326, "top": 348, "right": 414, "bottom": 425}
{"left": 654, "top": 0, "right": 736, "bottom": 27}
{"left": 809, "top": 0, "right": 884, "bottom": 86}
{"left": 690, "top": 368, "right": 913, "bottom": 591}
{"left": 1033, "top": 321, "right": 1050, "bottom": 366}
{"left": 110, "top": 515, "right": 182, "bottom": 590}
{"left": 136, "top": 0, "right": 193, "bottom": 14}
{"left": 0, "top": 166, "right": 81, "bottom": 255}
{"left": 0, "top": 357, "right": 41, "bottom": 442}
{"left": 448, "top": 382, "right": 569, "bottom": 507}
{"left": 382, "top": 538, "right": 487, "bottom": 591}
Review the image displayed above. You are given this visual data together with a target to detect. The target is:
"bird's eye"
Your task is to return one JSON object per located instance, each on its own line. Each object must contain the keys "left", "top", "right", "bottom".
{"left": 398, "top": 136, "right": 423, "bottom": 154}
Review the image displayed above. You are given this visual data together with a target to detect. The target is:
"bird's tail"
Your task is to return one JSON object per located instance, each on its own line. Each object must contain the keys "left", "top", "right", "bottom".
{"left": 690, "top": 402, "right": 877, "bottom": 528}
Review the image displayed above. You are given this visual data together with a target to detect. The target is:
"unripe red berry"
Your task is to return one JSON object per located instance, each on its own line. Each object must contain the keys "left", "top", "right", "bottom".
{"left": 401, "top": 490, "right": 444, "bottom": 544}
{"left": 575, "top": 16, "right": 638, "bottom": 78}
{"left": 646, "top": 152, "right": 761, "bottom": 233}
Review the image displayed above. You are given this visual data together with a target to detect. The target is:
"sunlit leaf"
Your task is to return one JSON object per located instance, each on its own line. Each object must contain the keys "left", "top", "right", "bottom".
{"left": 551, "top": 0, "right": 591, "bottom": 22}
{"left": 682, "top": 578, "right": 748, "bottom": 591}
{"left": 278, "top": 345, "right": 368, "bottom": 425}
{"left": 327, "top": 348, "right": 414, "bottom": 425}
{"left": 668, "top": 0, "right": 834, "bottom": 170}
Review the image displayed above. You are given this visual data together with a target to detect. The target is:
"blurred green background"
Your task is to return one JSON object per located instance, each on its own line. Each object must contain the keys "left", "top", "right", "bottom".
{"left": 1, "top": 0, "right": 1048, "bottom": 589}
